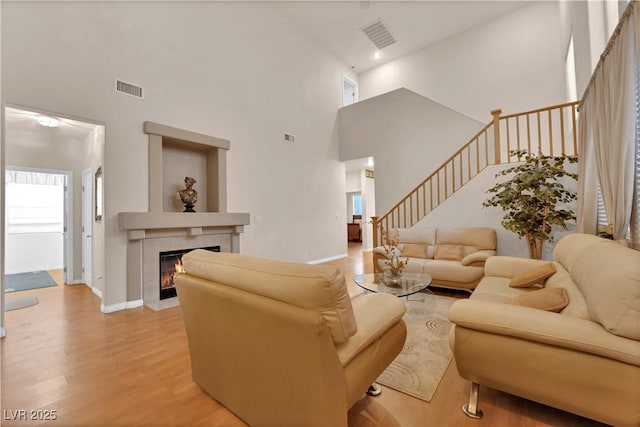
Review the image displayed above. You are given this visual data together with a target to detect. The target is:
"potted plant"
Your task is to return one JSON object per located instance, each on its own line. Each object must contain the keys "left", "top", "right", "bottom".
{"left": 483, "top": 150, "right": 578, "bottom": 259}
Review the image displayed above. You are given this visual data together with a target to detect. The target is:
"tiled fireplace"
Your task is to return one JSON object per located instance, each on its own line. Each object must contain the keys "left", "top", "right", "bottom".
{"left": 119, "top": 122, "right": 249, "bottom": 310}
{"left": 159, "top": 246, "right": 219, "bottom": 300}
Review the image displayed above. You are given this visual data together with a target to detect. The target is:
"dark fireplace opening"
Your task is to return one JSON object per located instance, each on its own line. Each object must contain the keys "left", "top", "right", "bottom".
{"left": 159, "top": 246, "right": 220, "bottom": 300}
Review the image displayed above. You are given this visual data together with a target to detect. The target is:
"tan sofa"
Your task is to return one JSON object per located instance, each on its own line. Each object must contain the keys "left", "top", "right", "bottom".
{"left": 175, "top": 250, "right": 407, "bottom": 427}
{"left": 373, "top": 227, "right": 497, "bottom": 291}
{"left": 448, "top": 233, "right": 640, "bottom": 427}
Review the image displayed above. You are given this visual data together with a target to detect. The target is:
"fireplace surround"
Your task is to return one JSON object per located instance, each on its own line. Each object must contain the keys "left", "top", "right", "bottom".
{"left": 119, "top": 122, "right": 249, "bottom": 310}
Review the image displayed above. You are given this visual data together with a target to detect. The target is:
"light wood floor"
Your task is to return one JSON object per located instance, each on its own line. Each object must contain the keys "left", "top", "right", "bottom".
{"left": 1, "top": 247, "right": 605, "bottom": 427}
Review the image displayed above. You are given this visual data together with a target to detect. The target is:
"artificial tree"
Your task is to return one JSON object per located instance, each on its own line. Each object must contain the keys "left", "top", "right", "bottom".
{"left": 483, "top": 150, "right": 578, "bottom": 259}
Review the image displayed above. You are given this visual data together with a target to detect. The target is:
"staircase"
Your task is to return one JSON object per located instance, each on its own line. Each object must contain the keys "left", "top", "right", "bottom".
{"left": 372, "top": 101, "right": 580, "bottom": 247}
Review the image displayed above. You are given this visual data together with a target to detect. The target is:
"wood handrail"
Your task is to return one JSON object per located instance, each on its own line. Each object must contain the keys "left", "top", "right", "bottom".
{"left": 372, "top": 101, "right": 580, "bottom": 247}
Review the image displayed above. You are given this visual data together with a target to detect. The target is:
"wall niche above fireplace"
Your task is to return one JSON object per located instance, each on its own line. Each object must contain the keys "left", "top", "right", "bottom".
{"left": 144, "top": 121, "right": 229, "bottom": 213}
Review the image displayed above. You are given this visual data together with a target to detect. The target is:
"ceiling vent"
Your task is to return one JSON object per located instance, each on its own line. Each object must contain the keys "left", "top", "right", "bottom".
{"left": 115, "top": 79, "right": 144, "bottom": 100}
{"left": 362, "top": 19, "right": 396, "bottom": 50}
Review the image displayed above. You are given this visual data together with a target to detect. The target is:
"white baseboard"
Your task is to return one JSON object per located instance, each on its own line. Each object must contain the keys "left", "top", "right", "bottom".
{"left": 91, "top": 286, "right": 103, "bottom": 299}
{"left": 307, "top": 253, "right": 348, "bottom": 265}
{"left": 126, "top": 299, "right": 143, "bottom": 309}
{"left": 66, "top": 279, "right": 84, "bottom": 285}
{"left": 101, "top": 299, "right": 143, "bottom": 313}
{"left": 0, "top": 326, "right": 6, "bottom": 338}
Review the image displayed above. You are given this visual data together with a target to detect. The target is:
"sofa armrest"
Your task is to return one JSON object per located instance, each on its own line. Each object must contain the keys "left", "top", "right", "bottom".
{"left": 461, "top": 250, "right": 496, "bottom": 266}
{"left": 484, "top": 256, "right": 551, "bottom": 278}
{"left": 336, "top": 293, "right": 406, "bottom": 366}
{"left": 449, "top": 299, "right": 640, "bottom": 366}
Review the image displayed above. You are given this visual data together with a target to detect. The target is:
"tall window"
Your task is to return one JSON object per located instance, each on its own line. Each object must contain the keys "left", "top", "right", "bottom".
{"left": 6, "top": 170, "right": 65, "bottom": 235}
{"left": 565, "top": 35, "right": 578, "bottom": 102}
{"left": 353, "top": 194, "right": 363, "bottom": 216}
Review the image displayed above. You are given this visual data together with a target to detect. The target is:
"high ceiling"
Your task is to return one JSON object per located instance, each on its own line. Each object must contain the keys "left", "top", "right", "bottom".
{"left": 275, "top": 1, "right": 531, "bottom": 73}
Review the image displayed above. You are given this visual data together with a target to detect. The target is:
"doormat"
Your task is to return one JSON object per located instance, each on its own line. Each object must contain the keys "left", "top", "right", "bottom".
{"left": 4, "top": 271, "right": 57, "bottom": 293}
{"left": 5, "top": 296, "right": 39, "bottom": 311}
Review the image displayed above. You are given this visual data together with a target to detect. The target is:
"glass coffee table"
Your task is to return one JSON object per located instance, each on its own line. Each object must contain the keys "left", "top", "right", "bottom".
{"left": 353, "top": 272, "right": 432, "bottom": 298}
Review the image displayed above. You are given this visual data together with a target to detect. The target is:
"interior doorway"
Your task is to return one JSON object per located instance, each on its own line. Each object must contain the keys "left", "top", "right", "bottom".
{"left": 3, "top": 105, "right": 104, "bottom": 295}
{"left": 343, "top": 157, "right": 375, "bottom": 250}
{"left": 342, "top": 74, "right": 359, "bottom": 106}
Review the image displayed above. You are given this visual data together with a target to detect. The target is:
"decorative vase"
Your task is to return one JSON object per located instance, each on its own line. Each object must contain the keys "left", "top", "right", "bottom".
{"left": 385, "top": 271, "right": 401, "bottom": 286}
{"left": 385, "top": 254, "right": 403, "bottom": 285}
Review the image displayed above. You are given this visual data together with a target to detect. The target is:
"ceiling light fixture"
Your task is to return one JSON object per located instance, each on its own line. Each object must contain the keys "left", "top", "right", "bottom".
{"left": 36, "top": 115, "right": 60, "bottom": 128}
{"left": 373, "top": 50, "right": 383, "bottom": 60}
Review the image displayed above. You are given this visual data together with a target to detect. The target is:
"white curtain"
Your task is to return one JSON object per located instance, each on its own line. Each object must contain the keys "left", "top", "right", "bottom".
{"left": 577, "top": 2, "right": 639, "bottom": 246}
{"left": 5, "top": 169, "right": 66, "bottom": 186}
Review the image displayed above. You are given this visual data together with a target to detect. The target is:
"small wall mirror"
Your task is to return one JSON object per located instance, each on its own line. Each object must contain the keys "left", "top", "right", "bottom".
{"left": 95, "top": 166, "right": 103, "bottom": 222}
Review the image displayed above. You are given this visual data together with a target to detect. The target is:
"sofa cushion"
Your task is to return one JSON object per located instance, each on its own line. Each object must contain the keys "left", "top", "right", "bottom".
{"left": 470, "top": 277, "right": 525, "bottom": 302}
{"left": 506, "top": 287, "right": 569, "bottom": 312}
{"left": 401, "top": 243, "right": 429, "bottom": 259}
{"left": 434, "top": 244, "right": 464, "bottom": 261}
{"left": 553, "top": 233, "right": 606, "bottom": 274}
{"left": 424, "top": 260, "right": 485, "bottom": 284}
{"left": 510, "top": 263, "right": 556, "bottom": 288}
{"left": 545, "top": 263, "right": 591, "bottom": 320}
{"left": 397, "top": 228, "right": 436, "bottom": 258}
{"left": 571, "top": 238, "right": 640, "bottom": 340}
{"left": 435, "top": 227, "right": 497, "bottom": 250}
{"left": 181, "top": 250, "right": 358, "bottom": 344}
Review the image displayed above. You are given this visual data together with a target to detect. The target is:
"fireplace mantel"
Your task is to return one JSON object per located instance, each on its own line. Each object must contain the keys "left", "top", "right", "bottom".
{"left": 119, "top": 212, "right": 250, "bottom": 239}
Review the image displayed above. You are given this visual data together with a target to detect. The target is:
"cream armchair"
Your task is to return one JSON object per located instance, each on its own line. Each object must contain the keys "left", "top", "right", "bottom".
{"left": 175, "top": 250, "right": 407, "bottom": 427}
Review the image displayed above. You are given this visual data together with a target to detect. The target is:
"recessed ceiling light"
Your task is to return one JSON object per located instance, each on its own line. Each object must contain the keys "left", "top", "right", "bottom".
{"left": 373, "top": 50, "right": 383, "bottom": 60}
{"left": 36, "top": 115, "right": 60, "bottom": 127}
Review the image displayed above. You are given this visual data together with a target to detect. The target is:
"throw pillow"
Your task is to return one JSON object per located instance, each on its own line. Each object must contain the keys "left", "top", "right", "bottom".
{"left": 506, "top": 287, "right": 569, "bottom": 312}
{"left": 434, "top": 244, "right": 464, "bottom": 261}
{"left": 401, "top": 243, "right": 428, "bottom": 259}
{"left": 510, "top": 263, "right": 556, "bottom": 288}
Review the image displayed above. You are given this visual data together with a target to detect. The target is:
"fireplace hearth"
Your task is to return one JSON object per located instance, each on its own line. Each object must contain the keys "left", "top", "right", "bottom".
{"left": 159, "top": 246, "right": 220, "bottom": 300}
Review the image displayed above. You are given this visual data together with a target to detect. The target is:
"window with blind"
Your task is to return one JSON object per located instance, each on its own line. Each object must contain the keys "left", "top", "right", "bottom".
{"left": 5, "top": 170, "right": 65, "bottom": 235}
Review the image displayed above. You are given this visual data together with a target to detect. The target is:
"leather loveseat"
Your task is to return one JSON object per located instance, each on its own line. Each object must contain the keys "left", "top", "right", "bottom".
{"left": 373, "top": 227, "right": 497, "bottom": 291}
{"left": 175, "top": 250, "right": 407, "bottom": 427}
{"left": 448, "top": 233, "right": 640, "bottom": 427}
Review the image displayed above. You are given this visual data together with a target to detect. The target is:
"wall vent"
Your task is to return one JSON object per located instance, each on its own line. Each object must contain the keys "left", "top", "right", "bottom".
{"left": 115, "top": 79, "right": 144, "bottom": 100}
{"left": 362, "top": 19, "right": 396, "bottom": 50}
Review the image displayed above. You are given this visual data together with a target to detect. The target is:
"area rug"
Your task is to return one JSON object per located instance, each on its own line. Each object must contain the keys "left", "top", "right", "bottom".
{"left": 4, "top": 271, "right": 56, "bottom": 293}
{"left": 377, "top": 294, "right": 457, "bottom": 402}
{"left": 4, "top": 296, "right": 39, "bottom": 311}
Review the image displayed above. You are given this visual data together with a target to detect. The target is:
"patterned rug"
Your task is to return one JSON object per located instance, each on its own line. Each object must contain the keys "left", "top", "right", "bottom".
{"left": 377, "top": 294, "right": 457, "bottom": 402}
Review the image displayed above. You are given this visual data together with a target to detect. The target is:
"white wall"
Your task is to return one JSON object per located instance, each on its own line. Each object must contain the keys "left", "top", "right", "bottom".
{"left": 558, "top": 0, "right": 609, "bottom": 97}
{"left": 416, "top": 162, "right": 578, "bottom": 260}
{"left": 360, "top": 169, "right": 375, "bottom": 250}
{"left": 2, "top": 2, "right": 350, "bottom": 307}
{"left": 345, "top": 170, "right": 361, "bottom": 193}
{"left": 1, "top": 2, "right": 5, "bottom": 338}
{"left": 83, "top": 126, "right": 105, "bottom": 296}
{"left": 358, "top": 2, "right": 567, "bottom": 121}
{"left": 339, "top": 88, "right": 484, "bottom": 215}
{"left": 5, "top": 233, "right": 62, "bottom": 274}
